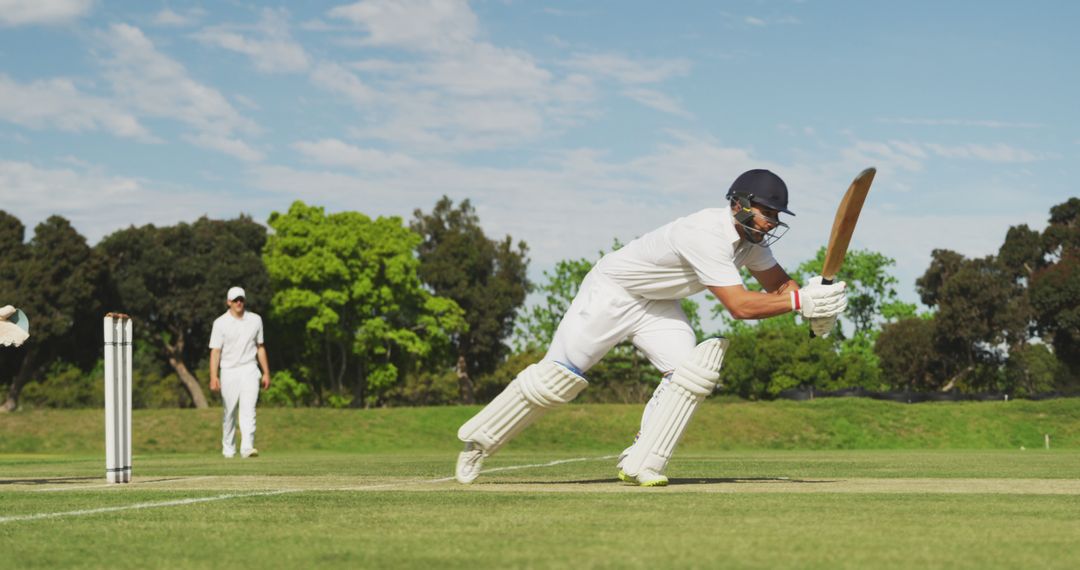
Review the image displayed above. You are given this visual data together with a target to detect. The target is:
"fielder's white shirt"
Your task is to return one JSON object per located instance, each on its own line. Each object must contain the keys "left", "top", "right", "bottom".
{"left": 596, "top": 208, "right": 777, "bottom": 300}
{"left": 208, "top": 311, "right": 264, "bottom": 370}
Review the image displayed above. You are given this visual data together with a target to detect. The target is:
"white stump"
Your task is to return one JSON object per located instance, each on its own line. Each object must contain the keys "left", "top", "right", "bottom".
{"left": 104, "top": 314, "right": 133, "bottom": 483}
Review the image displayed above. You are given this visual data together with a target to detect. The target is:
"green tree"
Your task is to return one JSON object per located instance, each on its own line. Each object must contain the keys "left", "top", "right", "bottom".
{"left": 1028, "top": 199, "right": 1080, "bottom": 381}
{"left": 915, "top": 251, "right": 1026, "bottom": 391}
{"left": 514, "top": 257, "right": 594, "bottom": 351}
{"left": 1004, "top": 343, "right": 1063, "bottom": 396}
{"left": 797, "top": 247, "right": 916, "bottom": 334}
{"left": 263, "top": 201, "right": 466, "bottom": 406}
{"left": 411, "top": 197, "right": 530, "bottom": 403}
{"left": 97, "top": 216, "right": 270, "bottom": 408}
{"left": 0, "top": 214, "right": 107, "bottom": 411}
{"left": 718, "top": 315, "right": 879, "bottom": 398}
{"left": 875, "top": 316, "right": 941, "bottom": 391}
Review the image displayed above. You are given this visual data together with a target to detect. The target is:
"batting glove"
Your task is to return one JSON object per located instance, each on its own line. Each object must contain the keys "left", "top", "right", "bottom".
{"left": 791, "top": 279, "right": 847, "bottom": 319}
{"left": 809, "top": 314, "right": 839, "bottom": 338}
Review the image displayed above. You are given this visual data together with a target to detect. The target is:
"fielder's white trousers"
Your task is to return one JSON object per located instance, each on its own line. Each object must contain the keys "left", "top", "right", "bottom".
{"left": 221, "top": 363, "right": 261, "bottom": 457}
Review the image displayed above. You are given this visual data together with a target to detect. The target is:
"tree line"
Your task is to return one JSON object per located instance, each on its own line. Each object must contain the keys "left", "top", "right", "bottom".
{"left": 1, "top": 197, "right": 1077, "bottom": 410}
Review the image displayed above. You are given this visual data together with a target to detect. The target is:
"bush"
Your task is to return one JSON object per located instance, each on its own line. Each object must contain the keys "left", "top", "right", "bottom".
{"left": 262, "top": 370, "right": 314, "bottom": 407}
{"left": 387, "top": 368, "right": 459, "bottom": 406}
{"left": 20, "top": 361, "right": 101, "bottom": 409}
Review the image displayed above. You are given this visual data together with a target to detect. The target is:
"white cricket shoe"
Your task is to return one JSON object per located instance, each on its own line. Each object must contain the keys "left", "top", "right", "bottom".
{"left": 241, "top": 448, "right": 259, "bottom": 458}
{"left": 455, "top": 442, "right": 485, "bottom": 484}
{"left": 617, "top": 468, "right": 669, "bottom": 487}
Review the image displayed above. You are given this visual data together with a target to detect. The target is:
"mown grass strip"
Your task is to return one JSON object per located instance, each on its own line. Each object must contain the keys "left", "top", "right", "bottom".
{"left": 2, "top": 398, "right": 1077, "bottom": 454}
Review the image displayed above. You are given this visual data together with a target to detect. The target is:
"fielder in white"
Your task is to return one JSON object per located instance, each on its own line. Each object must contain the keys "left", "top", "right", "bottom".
{"left": 456, "top": 169, "right": 848, "bottom": 486}
{"left": 209, "top": 287, "right": 271, "bottom": 458}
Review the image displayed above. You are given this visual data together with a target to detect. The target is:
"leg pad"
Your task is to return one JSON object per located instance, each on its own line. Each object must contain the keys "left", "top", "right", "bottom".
{"left": 458, "top": 360, "right": 588, "bottom": 455}
{"left": 621, "top": 338, "right": 728, "bottom": 477}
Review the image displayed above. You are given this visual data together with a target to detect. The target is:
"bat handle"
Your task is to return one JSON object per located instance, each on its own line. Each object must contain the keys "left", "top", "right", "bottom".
{"left": 809, "top": 276, "right": 835, "bottom": 337}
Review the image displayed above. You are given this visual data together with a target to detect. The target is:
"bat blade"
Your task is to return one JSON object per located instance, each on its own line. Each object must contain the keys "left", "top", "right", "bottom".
{"left": 821, "top": 167, "right": 876, "bottom": 283}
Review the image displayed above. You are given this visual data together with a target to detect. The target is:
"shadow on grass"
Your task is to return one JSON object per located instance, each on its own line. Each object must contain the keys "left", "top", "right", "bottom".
{"left": 488, "top": 477, "right": 838, "bottom": 486}
{"left": 0, "top": 476, "right": 98, "bottom": 486}
{"left": 666, "top": 477, "right": 837, "bottom": 486}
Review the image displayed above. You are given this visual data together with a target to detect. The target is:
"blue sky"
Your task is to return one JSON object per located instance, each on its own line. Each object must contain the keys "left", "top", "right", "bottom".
{"left": 1, "top": 0, "right": 1077, "bottom": 315}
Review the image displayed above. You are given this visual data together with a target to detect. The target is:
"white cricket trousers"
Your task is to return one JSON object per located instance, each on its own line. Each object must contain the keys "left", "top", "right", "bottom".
{"left": 545, "top": 265, "right": 698, "bottom": 451}
{"left": 545, "top": 265, "right": 697, "bottom": 374}
{"left": 221, "top": 363, "right": 261, "bottom": 457}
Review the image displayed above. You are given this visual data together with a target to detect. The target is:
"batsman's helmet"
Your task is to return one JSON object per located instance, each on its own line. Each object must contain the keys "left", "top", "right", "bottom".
{"left": 725, "top": 169, "right": 795, "bottom": 216}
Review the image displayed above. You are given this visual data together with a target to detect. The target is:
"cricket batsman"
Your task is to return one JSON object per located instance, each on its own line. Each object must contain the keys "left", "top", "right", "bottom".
{"left": 455, "top": 169, "right": 848, "bottom": 486}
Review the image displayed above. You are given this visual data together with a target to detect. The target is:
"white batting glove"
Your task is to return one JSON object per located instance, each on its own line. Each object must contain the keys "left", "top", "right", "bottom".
{"left": 0, "top": 305, "right": 15, "bottom": 320}
{"left": 791, "top": 280, "right": 847, "bottom": 319}
{"left": 809, "top": 315, "right": 839, "bottom": 338}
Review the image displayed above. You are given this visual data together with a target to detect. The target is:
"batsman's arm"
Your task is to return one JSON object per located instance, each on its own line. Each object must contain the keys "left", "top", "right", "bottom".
{"left": 709, "top": 283, "right": 798, "bottom": 320}
{"left": 751, "top": 264, "right": 798, "bottom": 295}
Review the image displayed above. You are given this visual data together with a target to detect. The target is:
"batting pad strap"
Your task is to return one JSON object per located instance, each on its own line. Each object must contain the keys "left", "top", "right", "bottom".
{"left": 457, "top": 360, "right": 588, "bottom": 455}
{"left": 622, "top": 338, "right": 729, "bottom": 477}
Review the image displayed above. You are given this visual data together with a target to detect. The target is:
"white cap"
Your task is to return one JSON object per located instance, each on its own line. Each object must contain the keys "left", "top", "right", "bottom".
{"left": 226, "top": 286, "right": 246, "bottom": 301}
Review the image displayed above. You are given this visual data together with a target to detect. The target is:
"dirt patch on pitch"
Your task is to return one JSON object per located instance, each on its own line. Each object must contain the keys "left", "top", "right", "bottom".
{"left": 406, "top": 477, "right": 1080, "bottom": 495}
{"left": 7, "top": 475, "right": 1080, "bottom": 496}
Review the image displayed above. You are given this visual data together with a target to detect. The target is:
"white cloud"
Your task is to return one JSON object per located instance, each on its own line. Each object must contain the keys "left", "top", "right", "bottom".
{"left": 0, "top": 0, "right": 92, "bottom": 27}
{"left": 310, "top": 62, "right": 378, "bottom": 105}
{"left": 0, "top": 160, "right": 224, "bottom": 243}
{"left": 328, "top": 0, "right": 478, "bottom": 52}
{"left": 311, "top": 2, "right": 599, "bottom": 153}
{"left": 184, "top": 134, "right": 264, "bottom": 162}
{"left": 924, "top": 143, "right": 1047, "bottom": 163}
{"left": 249, "top": 135, "right": 780, "bottom": 273}
{"left": 841, "top": 140, "right": 926, "bottom": 173}
{"left": 415, "top": 43, "right": 554, "bottom": 97}
{"left": 745, "top": 16, "right": 767, "bottom": 26}
{"left": 292, "top": 139, "right": 419, "bottom": 172}
{"left": 152, "top": 8, "right": 204, "bottom": 27}
{"left": 622, "top": 88, "right": 692, "bottom": 117}
{"left": 194, "top": 8, "right": 310, "bottom": 73}
{"left": 0, "top": 74, "right": 154, "bottom": 141}
{"left": 564, "top": 52, "right": 692, "bottom": 84}
{"left": 97, "top": 24, "right": 260, "bottom": 151}
{"left": 878, "top": 117, "right": 1044, "bottom": 129}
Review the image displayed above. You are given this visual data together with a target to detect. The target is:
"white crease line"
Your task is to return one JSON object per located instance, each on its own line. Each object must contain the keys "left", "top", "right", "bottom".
{"left": 0, "top": 490, "right": 300, "bottom": 524}
{"left": 334, "top": 455, "right": 618, "bottom": 491}
{"left": 33, "top": 476, "right": 219, "bottom": 493}
{"left": 2, "top": 455, "right": 617, "bottom": 523}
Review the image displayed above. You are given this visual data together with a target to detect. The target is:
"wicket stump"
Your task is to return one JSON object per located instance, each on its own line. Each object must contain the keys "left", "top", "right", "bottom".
{"left": 104, "top": 313, "right": 132, "bottom": 483}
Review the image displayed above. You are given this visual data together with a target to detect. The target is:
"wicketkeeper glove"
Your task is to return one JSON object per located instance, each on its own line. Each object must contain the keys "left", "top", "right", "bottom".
{"left": 791, "top": 277, "right": 848, "bottom": 319}
{"left": 0, "top": 305, "right": 28, "bottom": 347}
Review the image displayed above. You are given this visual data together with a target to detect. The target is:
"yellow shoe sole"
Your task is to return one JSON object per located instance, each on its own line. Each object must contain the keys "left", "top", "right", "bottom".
{"left": 618, "top": 470, "right": 668, "bottom": 486}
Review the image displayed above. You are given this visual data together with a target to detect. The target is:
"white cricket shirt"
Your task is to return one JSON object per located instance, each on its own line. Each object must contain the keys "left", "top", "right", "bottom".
{"left": 208, "top": 311, "right": 264, "bottom": 370}
{"left": 596, "top": 208, "right": 777, "bottom": 300}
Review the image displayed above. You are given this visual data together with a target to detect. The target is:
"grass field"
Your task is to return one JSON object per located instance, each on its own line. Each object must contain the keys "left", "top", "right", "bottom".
{"left": 3, "top": 401, "right": 1080, "bottom": 568}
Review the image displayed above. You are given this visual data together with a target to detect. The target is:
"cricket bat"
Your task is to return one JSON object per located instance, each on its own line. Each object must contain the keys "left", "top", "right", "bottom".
{"left": 821, "top": 167, "right": 876, "bottom": 284}
{"left": 810, "top": 167, "right": 876, "bottom": 337}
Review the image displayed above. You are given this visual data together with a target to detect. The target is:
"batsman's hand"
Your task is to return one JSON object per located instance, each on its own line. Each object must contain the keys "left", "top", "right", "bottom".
{"left": 261, "top": 373, "right": 271, "bottom": 390}
{"left": 210, "top": 377, "right": 221, "bottom": 393}
{"left": 795, "top": 277, "right": 847, "bottom": 319}
{"left": 809, "top": 315, "right": 839, "bottom": 338}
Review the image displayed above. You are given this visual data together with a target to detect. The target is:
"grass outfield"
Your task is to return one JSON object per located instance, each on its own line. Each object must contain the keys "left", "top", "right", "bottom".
{"left": 2, "top": 401, "right": 1080, "bottom": 568}
{"left": 3, "top": 398, "right": 1078, "bottom": 454}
